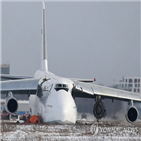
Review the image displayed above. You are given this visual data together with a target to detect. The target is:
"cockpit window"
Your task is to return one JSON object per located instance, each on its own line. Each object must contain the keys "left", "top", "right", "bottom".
{"left": 54, "top": 84, "right": 69, "bottom": 92}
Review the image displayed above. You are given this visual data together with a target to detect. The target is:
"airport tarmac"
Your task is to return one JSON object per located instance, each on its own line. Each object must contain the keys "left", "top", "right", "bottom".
{"left": 1, "top": 120, "right": 141, "bottom": 141}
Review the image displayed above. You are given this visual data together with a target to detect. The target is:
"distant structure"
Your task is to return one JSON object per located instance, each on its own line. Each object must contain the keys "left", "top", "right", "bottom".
{"left": 1, "top": 64, "right": 10, "bottom": 74}
{"left": 114, "top": 76, "right": 141, "bottom": 93}
{"left": 1, "top": 64, "right": 10, "bottom": 81}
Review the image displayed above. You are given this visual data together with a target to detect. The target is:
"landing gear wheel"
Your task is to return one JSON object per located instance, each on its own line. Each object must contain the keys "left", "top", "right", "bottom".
{"left": 93, "top": 99, "right": 106, "bottom": 120}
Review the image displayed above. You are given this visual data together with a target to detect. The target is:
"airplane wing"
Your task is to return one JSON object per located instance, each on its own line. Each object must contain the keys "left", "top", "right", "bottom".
{"left": 0, "top": 74, "right": 32, "bottom": 80}
{"left": 70, "top": 78, "right": 94, "bottom": 83}
{"left": 72, "top": 80, "right": 141, "bottom": 102}
{"left": 1, "top": 78, "right": 40, "bottom": 95}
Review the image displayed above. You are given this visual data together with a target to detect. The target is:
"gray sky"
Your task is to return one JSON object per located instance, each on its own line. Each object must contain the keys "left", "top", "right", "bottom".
{"left": 1, "top": 1, "right": 140, "bottom": 86}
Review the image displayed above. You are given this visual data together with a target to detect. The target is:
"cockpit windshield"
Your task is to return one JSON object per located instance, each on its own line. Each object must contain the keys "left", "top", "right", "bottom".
{"left": 54, "top": 84, "right": 69, "bottom": 92}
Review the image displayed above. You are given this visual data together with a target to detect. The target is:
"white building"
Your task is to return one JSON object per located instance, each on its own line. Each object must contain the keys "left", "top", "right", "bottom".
{"left": 115, "top": 76, "right": 141, "bottom": 93}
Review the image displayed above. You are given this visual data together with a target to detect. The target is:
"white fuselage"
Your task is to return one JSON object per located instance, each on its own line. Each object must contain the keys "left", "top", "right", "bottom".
{"left": 29, "top": 70, "right": 77, "bottom": 124}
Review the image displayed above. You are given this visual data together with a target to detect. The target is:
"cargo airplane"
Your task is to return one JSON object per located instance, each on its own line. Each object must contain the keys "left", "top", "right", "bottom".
{"left": 1, "top": 2, "right": 141, "bottom": 124}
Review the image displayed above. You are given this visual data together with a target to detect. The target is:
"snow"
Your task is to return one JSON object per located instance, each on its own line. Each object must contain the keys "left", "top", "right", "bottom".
{"left": 1, "top": 120, "right": 141, "bottom": 141}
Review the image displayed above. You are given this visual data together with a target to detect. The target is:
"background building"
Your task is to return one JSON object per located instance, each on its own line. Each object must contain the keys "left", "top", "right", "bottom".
{"left": 114, "top": 76, "right": 141, "bottom": 93}
{"left": 1, "top": 64, "right": 10, "bottom": 74}
{"left": 1, "top": 64, "right": 10, "bottom": 81}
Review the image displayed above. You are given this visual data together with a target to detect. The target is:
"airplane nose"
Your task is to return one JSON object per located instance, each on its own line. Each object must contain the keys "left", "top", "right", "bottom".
{"left": 44, "top": 90, "right": 77, "bottom": 124}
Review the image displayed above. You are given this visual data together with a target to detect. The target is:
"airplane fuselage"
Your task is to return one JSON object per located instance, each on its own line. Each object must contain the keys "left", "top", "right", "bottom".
{"left": 29, "top": 70, "right": 77, "bottom": 124}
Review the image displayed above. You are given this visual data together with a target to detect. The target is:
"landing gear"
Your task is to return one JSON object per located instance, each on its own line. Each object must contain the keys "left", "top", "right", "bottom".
{"left": 93, "top": 96, "right": 106, "bottom": 121}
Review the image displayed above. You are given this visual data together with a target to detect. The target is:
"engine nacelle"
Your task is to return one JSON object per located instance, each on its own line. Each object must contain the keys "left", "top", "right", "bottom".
{"left": 126, "top": 106, "right": 139, "bottom": 123}
{"left": 5, "top": 92, "right": 18, "bottom": 114}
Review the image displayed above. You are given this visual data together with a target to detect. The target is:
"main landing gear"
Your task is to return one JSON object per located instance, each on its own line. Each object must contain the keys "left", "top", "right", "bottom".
{"left": 93, "top": 96, "right": 106, "bottom": 122}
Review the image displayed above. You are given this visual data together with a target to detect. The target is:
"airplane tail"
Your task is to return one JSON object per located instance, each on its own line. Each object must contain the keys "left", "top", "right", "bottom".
{"left": 41, "top": 1, "right": 48, "bottom": 72}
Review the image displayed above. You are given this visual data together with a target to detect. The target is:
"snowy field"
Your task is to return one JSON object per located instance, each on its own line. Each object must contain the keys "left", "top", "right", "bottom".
{"left": 1, "top": 118, "right": 141, "bottom": 141}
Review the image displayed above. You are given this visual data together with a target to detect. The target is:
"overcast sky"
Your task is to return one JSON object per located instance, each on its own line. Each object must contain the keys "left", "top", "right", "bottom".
{"left": 1, "top": 1, "right": 140, "bottom": 86}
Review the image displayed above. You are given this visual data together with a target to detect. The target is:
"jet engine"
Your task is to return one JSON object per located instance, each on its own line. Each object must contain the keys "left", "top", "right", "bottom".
{"left": 5, "top": 92, "right": 18, "bottom": 114}
{"left": 93, "top": 99, "right": 106, "bottom": 120}
{"left": 126, "top": 106, "right": 139, "bottom": 123}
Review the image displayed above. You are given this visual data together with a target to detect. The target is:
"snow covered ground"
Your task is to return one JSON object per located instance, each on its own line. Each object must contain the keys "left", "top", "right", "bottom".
{"left": 1, "top": 118, "right": 141, "bottom": 141}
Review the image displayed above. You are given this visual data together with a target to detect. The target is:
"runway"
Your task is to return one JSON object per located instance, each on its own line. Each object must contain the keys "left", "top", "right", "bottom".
{"left": 1, "top": 120, "right": 141, "bottom": 141}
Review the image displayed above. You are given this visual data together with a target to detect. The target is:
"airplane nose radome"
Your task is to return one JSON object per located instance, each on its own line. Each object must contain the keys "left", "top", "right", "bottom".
{"left": 44, "top": 90, "right": 77, "bottom": 124}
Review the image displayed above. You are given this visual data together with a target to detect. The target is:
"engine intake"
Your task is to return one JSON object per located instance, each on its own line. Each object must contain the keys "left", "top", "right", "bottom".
{"left": 5, "top": 92, "right": 18, "bottom": 114}
{"left": 126, "top": 106, "right": 139, "bottom": 123}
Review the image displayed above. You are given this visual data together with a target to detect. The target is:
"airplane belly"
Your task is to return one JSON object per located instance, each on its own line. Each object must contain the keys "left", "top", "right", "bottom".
{"left": 42, "top": 90, "right": 77, "bottom": 124}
